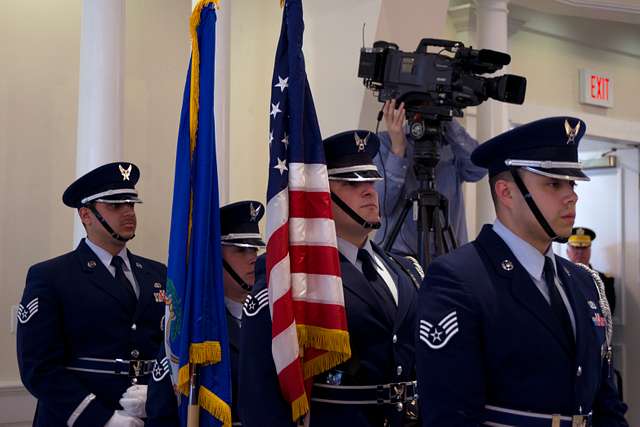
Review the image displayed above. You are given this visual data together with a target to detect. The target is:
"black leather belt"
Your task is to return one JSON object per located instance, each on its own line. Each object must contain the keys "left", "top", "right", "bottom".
{"left": 311, "top": 380, "right": 418, "bottom": 406}
{"left": 66, "top": 357, "right": 155, "bottom": 378}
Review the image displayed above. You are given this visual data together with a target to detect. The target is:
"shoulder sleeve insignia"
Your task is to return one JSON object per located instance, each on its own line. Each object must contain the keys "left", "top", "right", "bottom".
{"left": 152, "top": 356, "right": 171, "bottom": 382}
{"left": 243, "top": 288, "right": 269, "bottom": 317}
{"left": 419, "top": 310, "right": 459, "bottom": 350}
{"left": 17, "top": 298, "right": 39, "bottom": 324}
{"left": 404, "top": 255, "right": 425, "bottom": 280}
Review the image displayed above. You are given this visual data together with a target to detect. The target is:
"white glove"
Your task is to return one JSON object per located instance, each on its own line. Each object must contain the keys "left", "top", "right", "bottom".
{"left": 118, "top": 384, "right": 148, "bottom": 418}
{"left": 104, "top": 410, "right": 144, "bottom": 427}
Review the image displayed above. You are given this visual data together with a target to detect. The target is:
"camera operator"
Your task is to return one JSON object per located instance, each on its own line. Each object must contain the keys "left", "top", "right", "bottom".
{"left": 373, "top": 100, "right": 487, "bottom": 258}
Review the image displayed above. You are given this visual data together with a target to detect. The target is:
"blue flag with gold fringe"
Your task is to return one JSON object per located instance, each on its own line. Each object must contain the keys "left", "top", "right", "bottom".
{"left": 164, "top": 1, "right": 231, "bottom": 426}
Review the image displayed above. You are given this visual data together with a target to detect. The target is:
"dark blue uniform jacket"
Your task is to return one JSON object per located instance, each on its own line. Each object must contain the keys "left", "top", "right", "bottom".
{"left": 17, "top": 239, "right": 166, "bottom": 427}
{"left": 238, "top": 244, "right": 421, "bottom": 427}
{"left": 416, "top": 225, "right": 628, "bottom": 426}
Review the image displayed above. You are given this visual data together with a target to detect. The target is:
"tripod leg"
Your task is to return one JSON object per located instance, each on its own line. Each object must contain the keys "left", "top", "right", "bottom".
{"left": 444, "top": 226, "right": 458, "bottom": 251}
{"left": 382, "top": 198, "right": 414, "bottom": 253}
{"left": 432, "top": 207, "right": 445, "bottom": 257}
{"left": 418, "top": 201, "right": 433, "bottom": 267}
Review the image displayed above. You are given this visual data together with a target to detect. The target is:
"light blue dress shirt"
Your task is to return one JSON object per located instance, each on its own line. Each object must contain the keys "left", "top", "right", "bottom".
{"left": 337, "top": 237, "right": 398, "bottom": 305}
{"left": 492, "top": 219, "right": 576, "bottom": 335}
{"left": 85, "top": 237, "right": 140, "bottom": 298}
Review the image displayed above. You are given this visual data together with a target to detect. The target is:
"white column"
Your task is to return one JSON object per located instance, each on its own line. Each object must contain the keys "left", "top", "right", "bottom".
{"left": 474, "top": 0, "right": 510, "bottom": 229}
{"left": 192, "top": 0, "right": 230, "bottom": 205}
{"left": 214, "top": 2, "right": 230, "bottom": 205}
{"left": 73, "top": 0, "right": 126, "bottom": 245}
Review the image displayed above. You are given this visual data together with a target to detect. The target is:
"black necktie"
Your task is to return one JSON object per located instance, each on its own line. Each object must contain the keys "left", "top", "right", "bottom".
{"left": 357, "top": 249, "right": 396, "bottom": 314}
{"left": 543, "top": 257, "right": 574, "bottom": 344}
{"left": 111, "top": 256, "right": 138, "bottom": 303}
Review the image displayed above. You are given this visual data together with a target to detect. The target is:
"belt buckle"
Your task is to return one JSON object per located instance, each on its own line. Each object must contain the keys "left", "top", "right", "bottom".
{"left": 572, "top": 415, "right": 586, "bottom": 427}
{"left": 389, "top": 382, "right": 407, "bottom": 413}
{"left": 389, "top": 382, "right": 406, "bottom": 404}
{"left": 129, "top": 360, "right": 143, "bottom": 378}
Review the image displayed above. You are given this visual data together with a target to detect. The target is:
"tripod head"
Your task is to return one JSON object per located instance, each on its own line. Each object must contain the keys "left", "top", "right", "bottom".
{"left": 406, "top": 113, "right": 450, "bottom": 191}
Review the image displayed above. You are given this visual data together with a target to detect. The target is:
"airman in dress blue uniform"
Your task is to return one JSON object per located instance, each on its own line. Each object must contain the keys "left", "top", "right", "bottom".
{"left": 16, "top": 162, "right": 167, "bottom": 427}
{"left": 415, "top": 117, "right": 628, "bottom": 426}
{"left": 238, "top": 131, "right": 424, "bottom": 427}
{"left": 145, "top": 201, "right": 266, "bottom": 427}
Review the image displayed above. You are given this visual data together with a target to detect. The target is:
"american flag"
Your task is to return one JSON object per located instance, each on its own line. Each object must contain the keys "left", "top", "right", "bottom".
{"left": 265, "top": 0, "right": 351, "bottom": 421}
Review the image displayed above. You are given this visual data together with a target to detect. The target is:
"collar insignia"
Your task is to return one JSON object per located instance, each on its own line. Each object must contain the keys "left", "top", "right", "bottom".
{"left": 119, "top": 164, "right": 132, "bottom": 181}
{"left": 501, "top": 260, "right": 514, "bottom": 271}
{"left": 564, "top": 120, "right": 581, "bottom": 144}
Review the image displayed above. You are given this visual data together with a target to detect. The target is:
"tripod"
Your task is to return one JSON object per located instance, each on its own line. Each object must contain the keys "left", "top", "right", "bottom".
{"left": 382, "top": 118, "right": 458, "bottom": 269}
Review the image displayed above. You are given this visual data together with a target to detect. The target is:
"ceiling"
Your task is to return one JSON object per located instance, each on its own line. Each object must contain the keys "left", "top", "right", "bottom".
{"left": 508, "top": 0, "right": 640, "bottom": 25}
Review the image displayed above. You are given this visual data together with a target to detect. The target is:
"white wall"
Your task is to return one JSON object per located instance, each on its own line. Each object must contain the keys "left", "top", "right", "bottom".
{"left": 0, "top": 0, "right": 191, "bottom": 421}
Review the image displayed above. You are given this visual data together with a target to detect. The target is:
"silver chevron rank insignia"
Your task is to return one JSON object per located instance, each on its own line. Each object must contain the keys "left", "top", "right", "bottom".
{"left": 419, "top": 311, "right": 459, "bottom": 349}
{"left": 243, "top": 288, "right": 269, "bottom": 317}
{"left": 17, "top": 298, "right": 39, "bottom": 324}
{"left": 152, "top": 357, "right": 171, "bottom": 382}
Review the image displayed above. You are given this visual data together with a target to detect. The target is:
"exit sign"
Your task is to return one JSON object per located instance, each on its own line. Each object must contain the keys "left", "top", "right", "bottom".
{"left": 579, "top": 69, "right": 613, "bottom": 108}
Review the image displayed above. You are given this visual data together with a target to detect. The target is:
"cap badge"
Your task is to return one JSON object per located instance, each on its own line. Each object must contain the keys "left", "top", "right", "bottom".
{"left": 501, "top": 260, "right": 514, "bottom": 271}
{"left": 577, "top": 228, "right": 585, "bottom": 235}
{"left": 354, "top": 132, "right": 369, "bottom": 152}
{"left": 119, "top": 164, "right": 132, "bottom": 181}
{"left": 250, "top": 202, "right": 260, "bottom": 222}
{"left": 564, "top": 120, "right": 581, "bottom": 144}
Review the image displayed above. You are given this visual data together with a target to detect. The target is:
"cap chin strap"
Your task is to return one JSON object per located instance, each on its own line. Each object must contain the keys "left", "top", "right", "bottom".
{"left": 509, "top": 168, "right": 568, "bottom": 244}
{"left": 87, "top": 205, "right": 134, "bottom": 242}
{"left": 222, "top": 259, "right": 252, "bottom": 292}
{"left": 330, "top": 192, "right": 381, "bottom": 230}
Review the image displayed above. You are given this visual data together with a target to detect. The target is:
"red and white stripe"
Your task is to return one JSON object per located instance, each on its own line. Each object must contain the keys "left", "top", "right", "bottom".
{"left": 267, "top": 162, "right": 347, "bottom": 403}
